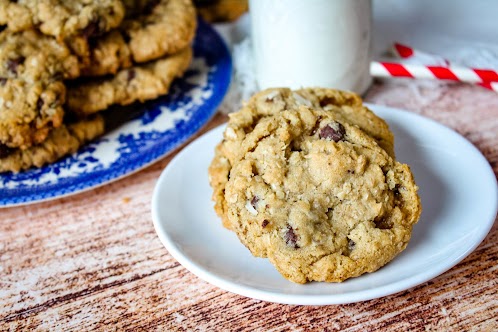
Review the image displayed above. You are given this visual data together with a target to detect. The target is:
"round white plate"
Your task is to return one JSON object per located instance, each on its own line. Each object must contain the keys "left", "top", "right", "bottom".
{"left": 151, "top": 104, "right": 498, "bottom": 305}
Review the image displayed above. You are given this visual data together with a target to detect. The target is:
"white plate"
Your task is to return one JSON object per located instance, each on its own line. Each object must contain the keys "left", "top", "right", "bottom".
{"left": 151, "top": 104, "right": 498, "bottom": 305}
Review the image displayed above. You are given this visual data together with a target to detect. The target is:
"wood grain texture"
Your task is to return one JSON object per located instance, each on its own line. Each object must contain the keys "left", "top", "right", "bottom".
{"left": 1, "top": 79, "right": 497, "bottom": 331}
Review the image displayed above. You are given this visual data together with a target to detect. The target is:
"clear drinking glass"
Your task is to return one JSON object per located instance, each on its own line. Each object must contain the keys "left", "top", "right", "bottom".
{"left": 250, "top": 0, "right": 372, "bottom": 94}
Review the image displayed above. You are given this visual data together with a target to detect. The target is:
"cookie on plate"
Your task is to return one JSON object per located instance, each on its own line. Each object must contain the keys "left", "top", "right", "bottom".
{"left": 0, "top": 0, "right": 125, "bottom": 39}
{"left": 0, "top": 114, "right": 104, "bottom": 173}
{"left": 67, "top": 47, "right": 192, "bottom": 116}
{"left": 0, "top": 30, "right": 80, "bottom": 149}
{"left": 0, "top": 97, "right": 151, "bottom": 173}
{"left": 224, "top": 88, "right": 394, "bottom": 160}
{"left": 80, "top": 0, "right": 196, "bottom": 76}
{"left": 208, "top": 88, "right": 395, "bottom": 228}
{"left": 223, "top": 108, "right": 421, "bottom": 283}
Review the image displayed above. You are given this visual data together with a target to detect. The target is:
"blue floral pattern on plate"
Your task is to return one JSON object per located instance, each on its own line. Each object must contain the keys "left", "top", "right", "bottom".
{"left": 0, "top": 19, "right": 231, "bottom": 207}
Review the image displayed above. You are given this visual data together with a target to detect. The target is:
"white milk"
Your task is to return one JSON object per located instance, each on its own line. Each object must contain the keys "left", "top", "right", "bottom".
{"left": 250, "top": 0, "right": 372, "bottom": 94}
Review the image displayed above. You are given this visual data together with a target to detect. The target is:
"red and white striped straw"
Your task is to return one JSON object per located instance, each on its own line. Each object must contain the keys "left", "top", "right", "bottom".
{"left": 393, "top": 43, "right": 450, "bottom": 66}
{"left": 370, "top": 43, "right": 498, "bottom": 92}
{"left": 392, "top": 42, "right": 498, "bottom": 92}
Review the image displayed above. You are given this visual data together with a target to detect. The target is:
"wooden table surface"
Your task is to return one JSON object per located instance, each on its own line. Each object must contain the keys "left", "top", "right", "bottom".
{"left": 1, "top": 79, "right": 497, "bottom": 331}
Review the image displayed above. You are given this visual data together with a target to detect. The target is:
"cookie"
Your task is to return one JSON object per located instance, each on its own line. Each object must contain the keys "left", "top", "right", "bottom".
{"left": 80, "top": 29, "right": 132, "bottom": 76}
{"left": 0, "top": 93, "right": 151, "bottom": 173}
{"left": 0, "top": 0, "right": 125, "bottom": 40}
{"left": 0, "top": 30, "right": 80, "bottom": 149}
{"left": 80, "top": 0, "right": 196, "bottom": 76}
{"left": 0, "top": 79, "right": 66, "bottom": 150}
{"left": 223, "top": 108, "right": 421, "bottom": 283}
{"left": 208, "top": 88, "right": 394, "bottom": 228}
{"left": 226, "top": 88, "right": 394, "bottom": 159}
{"left": 0, "top": 30, "right": 81, "bottom": 80}
{"left": 67, "top": 47, "right": 192, "bottom": 116}
{"left": 0, "top": 114, "right": 104, "bottom": 173}
{"left": 195, "top": 0, "right": 248, "bottom": 22}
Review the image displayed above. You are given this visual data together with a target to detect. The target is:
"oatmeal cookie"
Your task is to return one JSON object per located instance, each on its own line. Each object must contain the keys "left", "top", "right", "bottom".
{"left": 67, "top": 47, "right": 192, "bottom": 116}
{"left": 208, "top": 88, "right": 394, "bottom": 228}
{"left": 225, "top": 88, "right": 394, "bottom": 160}
{"left": 0, "top": 0, "right": 125, "bottom": 39}
{"left": 223, "top": 108, "right": 421, "bottom": 283}
{"left": 80, "top": 0, "right": 196, "bottom": 76}
{"left": 0, "top": 30, "right": 80, "bottom": 149}
{"left": 0, "top": 114, "right": 104, "bottom": 173}
{"left": 0, "top": 79, "right": 66, "bottom": 150}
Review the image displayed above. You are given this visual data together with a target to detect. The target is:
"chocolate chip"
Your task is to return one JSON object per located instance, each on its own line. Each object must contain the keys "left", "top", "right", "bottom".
{"left": 6, "top": 57, "right": 24, "bottom": 74}
{"left": 0, "top": 143, "right": 13, "bottom": 159}
{"left": 284, "top": 225, "right": 299, "bottom": 249}
{"left": 319, "top": 122, "right": 345, "bottom": 142}
{"left": 374, "top": 216, "right": 393, "bottom": 229}
{"left": 0, "top": 77, "right": 6, "bottom": 86}
{"left": 250, "top": 196, "right": 259, "bottom": 209}
{"left": 127, "top": 69, "right": 136, "bottom": 81}
{"left": 319, "top": 96, "right": 336, "bottom": 107}
{"left": 348, "top": 238, "right": 355, "bottom": 251}
{"left": 262, "top": 220, "right": 269, "bottom": 228}
{"left": 0, "top": 25, "right": 6, "bottom": 33}
{"left": 36, "top": 98, "right": 44, "bottom": 110}
{"left": 265, "top": 97, "right": 273, "bottom": 103}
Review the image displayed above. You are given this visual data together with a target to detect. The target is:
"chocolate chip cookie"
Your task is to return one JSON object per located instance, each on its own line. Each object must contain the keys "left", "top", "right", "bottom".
{"left": 0, "top": 0, "right": 125, "bottom": 39}
{"left": 67, "top": 47, "right": 192, "bottom": 116}
{"left": 223, "top": 108, "right": 421, "bottom": 283}
{"left": 80, "top": 0, "right": 196, "bottom": 76}
{"left": 0, "top": 30, "right": 80, "bottom": 149}
{"left": 208, "top": 88, "right": 395, "bottom": 229}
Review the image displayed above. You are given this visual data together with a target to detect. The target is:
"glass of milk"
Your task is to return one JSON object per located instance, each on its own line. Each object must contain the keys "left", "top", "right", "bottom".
{"left": 250, "top": 0, "right": 372, "bottom": 94}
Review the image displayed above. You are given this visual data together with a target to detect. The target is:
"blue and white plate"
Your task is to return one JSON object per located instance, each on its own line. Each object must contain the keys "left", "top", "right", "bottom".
{"left": 0, "top": 20, "right": 231, "bottom": 207}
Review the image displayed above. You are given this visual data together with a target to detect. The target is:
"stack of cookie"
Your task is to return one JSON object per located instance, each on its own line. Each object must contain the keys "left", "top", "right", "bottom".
{"left": 209, "top": 88, "right": 422, "bottom": 283}
{"left": 0, "top": 0, "right": 196, "bottom": 173}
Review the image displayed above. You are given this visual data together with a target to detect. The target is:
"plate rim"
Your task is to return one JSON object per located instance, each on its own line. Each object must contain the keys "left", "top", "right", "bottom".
{"left": 0, "top": 19, "right": 232, "bottom": 208}
{"left": 152, "top": 104, "right": 498, "bottom": 305}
